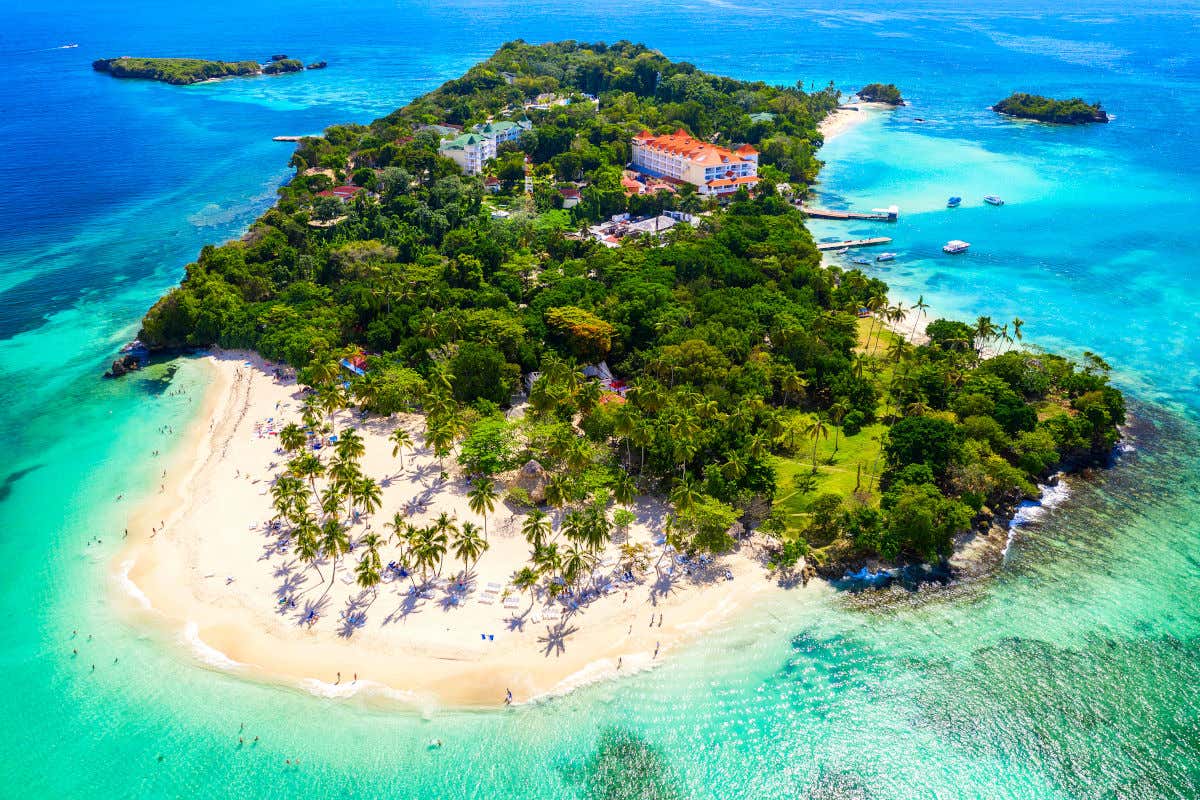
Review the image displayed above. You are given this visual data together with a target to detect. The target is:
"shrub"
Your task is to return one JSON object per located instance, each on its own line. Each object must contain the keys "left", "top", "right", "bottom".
{"left": 841, "top": 409, "right": 865, "bottom": 436}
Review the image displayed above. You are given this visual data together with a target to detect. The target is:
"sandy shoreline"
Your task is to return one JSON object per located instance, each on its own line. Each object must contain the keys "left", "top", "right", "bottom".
{"left": 819, "top": 101, "right": 893, "bottom": 142}
{"left": 115, "top": 351, "right": 789, "bottom": 708}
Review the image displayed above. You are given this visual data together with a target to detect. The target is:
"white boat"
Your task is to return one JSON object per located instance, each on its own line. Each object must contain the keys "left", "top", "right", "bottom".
{"left": 943, "top": 240, "right": 970, "bottom": 254}
{"left": 875, "top": 252, "right": 896, "bottom": 262}
{"left": 984, "top": 195, "right": 1005, "bottom": 206}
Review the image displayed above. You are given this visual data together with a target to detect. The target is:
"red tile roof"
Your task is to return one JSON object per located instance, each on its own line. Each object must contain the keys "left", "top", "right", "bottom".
{"left": 632, "top": 129, "right": 755, "bottom": 167}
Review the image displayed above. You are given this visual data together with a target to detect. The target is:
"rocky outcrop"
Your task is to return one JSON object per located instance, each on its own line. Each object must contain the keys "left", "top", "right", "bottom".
{"left": 513, "top": 459, "right": 549, "bottom": 503}
{"left": 104, "top": 354, "right": 142, "bottom": 379}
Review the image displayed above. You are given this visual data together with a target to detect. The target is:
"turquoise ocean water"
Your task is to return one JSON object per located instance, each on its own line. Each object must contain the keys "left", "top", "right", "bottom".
{"left": 2, "top": 1, "right": 1199, "bottom": 796}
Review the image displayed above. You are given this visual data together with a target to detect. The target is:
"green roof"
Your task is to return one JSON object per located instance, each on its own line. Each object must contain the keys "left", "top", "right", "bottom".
{"left": 441, "top": 133, "right": 487, "bottom": 150}
{"left": 474, "top": 120, "right": 526, "bottom": 135}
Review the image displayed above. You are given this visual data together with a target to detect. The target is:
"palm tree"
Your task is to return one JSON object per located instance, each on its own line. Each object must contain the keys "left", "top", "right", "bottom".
{"left": 293, "top": 514, "right": 323, "bottom": 582}
{"left": 721, "top": 451, "right": 748, "bottom": 481}
{"left": 906, "top": 399, "right": 931, "bottom": 417}
{"left": 433, "top": 511, "right": 458, "bottom": 543}
{"left": 280, "top": 423, "right": 307, "bottom": 454}
{"left": 1012, "top": 317, "right": 1024, "bottom": 347}
{"left": 353, "top": 372, "right": 383, "bottom": 412}
{"left": 973, "top": 315, "right": 997, "bottom": 357}
{"left": 564, "top": 438, "right": 592, "bottom": 475}
{"left": 425, "top": 421, "right": 456, "bottom": 468}
{"left": 748, "top": 432, "right": 771, "bottom": 460}
{"left": 669, "top": 478, "right": 701, "bottom": 515}
{"left": 389, "top": 428, "right": 414, "bottom": 470}
{"left": 909, "top": 294, "right": 929, "bottom": 340}
{"left": 560, "top": 510, "right": 586, "bottom": 546}
{"left": 355, "top": 532, "right": 383, "bottom": 594}
{"left": 829, "top": 400, "right": 850, "bottom": 453}
{"left": 319, "top": 519, "right": 351, "bottom": 598}
{"left": 613, "top": 471, "right": 637, "bottom": 510}
{"left": 452, "top": 522, "right": 488, "bottom": 575}
{"left": 413, "top": 524, "right": 449, "bottom": 582}
{"left": 512, "top": 566, "right": 540, "bottom": 612}
{"left": 271, "top": 475, "right": 305, "bottom": 521}
{"left": 782, "top": 371, "right": 808, "bottom": 407}
{"left": 334, "top": 428, "right": 365, "bottom": 462}
{"left": 319, "top": 483, "right": 344, "bottom": 521}
{"left": 467, "top": 479, "right": 498, "bottom": 540}
{"left": 629, "top": 422, "right": 653, "bottom": 473}
{"left": 561, "top": 544, "right": 595, "bottom": 591}
{"left": 579, "top": 506, "right": 610, "bottom": 552}
{"left": 354, "top": 476, "right": 382, "bottom": 519}
{"left": 612, "top": 405, "right": 638, "bottom": 465}
{"left": 386, "top": 512, "right": 408, "bottom": 550}
{"left": 329, "top": 450, "right": 362, "bottom": 483}
{"left": 306, "top": 359, "right": 341, "bottom": 389}
{"left": 804, "top": 416, "right": 830, "bottom": 473}
{"left": 577, "top": 380, "right": 602, "bottom": 415}
{"left": 290, "top": 453, "right": 325, "bottom": 498}
{"left": 522, "top": 509, "right": 552, "bottom": 552}
{"left": 865, "top": 294, "right": 887, "bottom": 350}
{"left": 545, "top": 473, "right": 572, "bottom": 513}
{"left": 318, "top": 383, "right": 348, "bottom": 432}
{"left": 533, "top": 542, "right": 561, "bottom": 581}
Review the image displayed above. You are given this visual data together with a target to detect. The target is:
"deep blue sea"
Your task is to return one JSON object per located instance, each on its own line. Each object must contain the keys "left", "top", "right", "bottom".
{"left": 2, "top": 1, "right": 1199, "bottom": 796}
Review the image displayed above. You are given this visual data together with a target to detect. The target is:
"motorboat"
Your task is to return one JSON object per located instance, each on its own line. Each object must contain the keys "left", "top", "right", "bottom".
{"left": 875, "top": 252, "right": 896, "bottom": 262}
{"left": 943, "top": 240, "right": 970, "bottom": 254}
{"left": 947, "top": 196, "right": 962, "bottom": 208}
{"left": 984, "top": 195, "right": 1005, "bottom": 206}
{"left": 850, "top": 256, "right": 872, "bottom": 266}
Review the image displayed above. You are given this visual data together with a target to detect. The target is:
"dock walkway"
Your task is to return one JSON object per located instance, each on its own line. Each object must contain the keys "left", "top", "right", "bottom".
{"left": 816, "top": 237, "right": 892, "bottom": 251}
{"left": 801, "top": 205, "right": 899, "bottom": 222}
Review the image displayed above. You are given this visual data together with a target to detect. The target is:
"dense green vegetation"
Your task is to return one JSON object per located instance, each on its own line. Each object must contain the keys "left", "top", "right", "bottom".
{"left": 856, "top": 83, "right": 903, "bottom": 105}
{"left": 140, "top": 41, "right": 1123, "bottom": 574}
{"left": 262, "top": 58, "right": 304, "bottom": 76}
{"left": 93, "top": 56, "right": 311, "bottom": 85}
{"left": 92, "top": 57, "right": 261, "bottom": 85}
{"left": 993, "top": 93, "right": 1108, "bottom": 124}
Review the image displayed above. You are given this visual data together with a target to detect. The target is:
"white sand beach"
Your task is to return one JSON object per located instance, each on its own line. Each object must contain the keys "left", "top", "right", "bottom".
{"left": 818, "top": 101, "right": 893, "bottom": 141}
{"left": 116, "top": 351, "right": 787, "bottom": 708}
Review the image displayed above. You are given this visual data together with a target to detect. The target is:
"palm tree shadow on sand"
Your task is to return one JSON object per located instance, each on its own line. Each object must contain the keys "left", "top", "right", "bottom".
{"left": 336, "top": 590, "right": 373, "bottom": 638}
{"left": 539, "top": 622, "right": 578, "bottom": 657}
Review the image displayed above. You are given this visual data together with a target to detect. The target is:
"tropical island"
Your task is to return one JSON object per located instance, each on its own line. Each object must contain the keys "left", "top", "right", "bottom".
{"left": 122, "top": 41, "right": 1123, "bottom": 703}
{"left": 856, "top": 83, "right": 904, "bottom": 105}
{"left": 92, "top": 54, "right": 318, "bottom": 85}
{"left": 993, "top": 93, "right": 1108, "bottom": 124}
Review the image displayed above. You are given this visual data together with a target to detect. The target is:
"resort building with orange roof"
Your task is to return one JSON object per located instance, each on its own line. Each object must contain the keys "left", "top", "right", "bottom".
{"left": 630, "top": 129, "right": 758, "bottom": 196}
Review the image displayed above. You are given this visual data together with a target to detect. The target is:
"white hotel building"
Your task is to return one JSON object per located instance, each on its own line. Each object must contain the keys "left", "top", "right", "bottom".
{"left": 630, "top": 129, "right": 759, "bottom": 196}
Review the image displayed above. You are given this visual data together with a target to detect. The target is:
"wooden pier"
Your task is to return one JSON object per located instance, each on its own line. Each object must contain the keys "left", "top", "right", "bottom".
{"left": 816, "top": 237, "right": 892, "bottom": 251}
{"left": 801, "top": 204, "right": 899, "bottom": 222}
